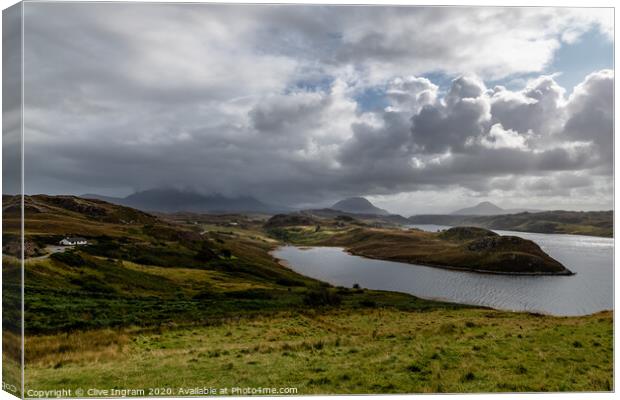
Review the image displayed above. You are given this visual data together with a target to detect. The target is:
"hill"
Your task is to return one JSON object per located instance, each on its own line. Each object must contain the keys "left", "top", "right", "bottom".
{"left": 83, "top": 188, "right": 288, "bottom": 214}
{"left": 451, "top": 201, "right": 539, "bottom": 216}
{"left": 451, "top": 201, "right": 505, "bottom": 215}
{"left": 264, "top": 217, "right": 571, "bottom": 275}
{"left": 409, "top": 210, "right": 613, "bottom": 237}
{"left": 305, "top": 208, "right": 411, "bottom": 226}
{"left": 331, "top": 197, "right": 389, "bottom": 215}
{"left": 3, "top": 194, "right": 453, "bottom": 334}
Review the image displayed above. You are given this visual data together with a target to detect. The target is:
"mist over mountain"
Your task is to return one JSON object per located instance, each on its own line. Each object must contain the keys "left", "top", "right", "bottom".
{"left": 82, "top": 188, "right": 289, "bottom": 214}
{"left": 331, "top": 197, "right": 390, "bottom": 216}
{"left": 451, "top": 202, "right": 505, "bottom": 216}
{"left": 451, "top": 201, "right": 540, "bottom": 216}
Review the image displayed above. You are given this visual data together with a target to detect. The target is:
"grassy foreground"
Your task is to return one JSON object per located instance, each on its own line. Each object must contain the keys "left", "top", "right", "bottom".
{"left": 25, "top": 308, "right": 612, "bottom": 393}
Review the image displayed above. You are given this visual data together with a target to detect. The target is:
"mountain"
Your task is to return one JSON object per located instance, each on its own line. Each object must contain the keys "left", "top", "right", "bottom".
{"left": 331, "top": 197, "right": 390, "bottom": 215}
{"left": 451, "top": 201, "right": 542, "bottom": 216}
{"left": 82, "top": 188, "right": 288, "bottom": 214}
{"left": 451, "top": 201, "right": 505, "bottom": 215}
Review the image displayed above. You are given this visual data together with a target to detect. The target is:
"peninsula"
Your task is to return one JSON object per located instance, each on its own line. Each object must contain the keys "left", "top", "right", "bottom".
{"left": 265, "top": 215, "right": 572, "bottom": 275}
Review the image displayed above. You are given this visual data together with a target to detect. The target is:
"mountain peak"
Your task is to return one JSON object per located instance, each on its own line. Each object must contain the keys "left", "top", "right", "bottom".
{"left": 451, "top": 201, "right": 504, "bottom": 216}
{"left": 331, "top": 197, "right": 390, "bottom": 215}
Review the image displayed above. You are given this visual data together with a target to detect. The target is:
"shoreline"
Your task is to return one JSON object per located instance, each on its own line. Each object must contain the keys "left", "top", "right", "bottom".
{"left": 343, "top": 248, "right": 576, "bottom": 276}
{"left": 271, "top": 244, "right": 575, "bottom": 277}
{"left": 269, "top": 245, "right": 612, "bottom": 317}
{"left": 412, "top": 227, "right": 613, "bottom": 239}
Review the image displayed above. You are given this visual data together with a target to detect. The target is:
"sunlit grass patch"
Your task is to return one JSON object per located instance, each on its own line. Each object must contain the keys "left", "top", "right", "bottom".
{"left": 25, "top": 308, "right": 612, "bottom": 394}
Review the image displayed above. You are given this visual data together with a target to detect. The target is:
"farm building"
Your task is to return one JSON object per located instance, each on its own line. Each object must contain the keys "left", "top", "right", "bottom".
{"left": 59, "top": 237, "right": 88, "bottom": 246}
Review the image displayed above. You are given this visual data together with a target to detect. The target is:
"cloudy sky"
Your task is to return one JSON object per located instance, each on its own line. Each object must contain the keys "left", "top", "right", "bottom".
{"left": 13, "top": 3, "right": 614, "bottom": 214}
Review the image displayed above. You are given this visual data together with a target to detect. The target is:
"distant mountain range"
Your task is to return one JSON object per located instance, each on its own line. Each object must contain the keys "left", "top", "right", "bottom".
{"left": 451, "top": 201, "right": 540, "bottom": 216}
{"left": 409, "top": 210, "right": 612, "bottom": 237}
{"left": 82, "top": 188, "right": 289, "bottom": 214}
{"left": 331, "top": 197, "right": 390, "bottom": 215}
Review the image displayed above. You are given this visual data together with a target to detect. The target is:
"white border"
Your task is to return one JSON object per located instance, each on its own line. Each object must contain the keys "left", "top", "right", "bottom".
{"left": 0, "top": 2, "right": 616, "bottom": 400}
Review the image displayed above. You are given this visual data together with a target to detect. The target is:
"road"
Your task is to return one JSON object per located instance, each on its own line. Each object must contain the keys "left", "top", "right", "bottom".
{"left": 27, "top": 245, "right": 69, "bottom": 261}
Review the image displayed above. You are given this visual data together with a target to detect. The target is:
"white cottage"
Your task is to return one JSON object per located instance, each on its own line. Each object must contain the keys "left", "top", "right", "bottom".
{"left": 59, "top": 237, "right": 88, "bottom": 246}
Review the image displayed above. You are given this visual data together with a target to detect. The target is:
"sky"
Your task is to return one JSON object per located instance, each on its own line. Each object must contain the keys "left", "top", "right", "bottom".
{"left": 6, "top": 3, "right": 614, "bottom": 215}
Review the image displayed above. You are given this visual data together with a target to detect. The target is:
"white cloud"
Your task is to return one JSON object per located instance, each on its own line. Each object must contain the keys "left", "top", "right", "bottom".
{"left": 480, "top": 124, "right": 529, "bottom": 150}
{"left": 385, "top": 76, "right": 438, "bottom": 114}
{"left": 563, "top": 69, "right": 614, "bottom": 156}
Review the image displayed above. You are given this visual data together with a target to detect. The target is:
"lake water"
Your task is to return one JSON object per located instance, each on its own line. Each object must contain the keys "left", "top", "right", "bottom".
{"left": 273, "top": 225, "right": 613, "bottom": 316}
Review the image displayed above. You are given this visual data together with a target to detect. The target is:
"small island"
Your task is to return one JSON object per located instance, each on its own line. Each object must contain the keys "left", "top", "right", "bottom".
{"left": 266, "top": 215, "right": 573, "bottom": 276}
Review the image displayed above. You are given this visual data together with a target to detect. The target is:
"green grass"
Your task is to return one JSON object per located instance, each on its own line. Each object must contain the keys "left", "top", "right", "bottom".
{"left": 24, "top": 308, "right": 612, "bottom": 394}
{"left": 23, "top": 243, "right": 462, "bottom": 333}
{"left": 265, "top": 225, "right": 343, "bottom": 245}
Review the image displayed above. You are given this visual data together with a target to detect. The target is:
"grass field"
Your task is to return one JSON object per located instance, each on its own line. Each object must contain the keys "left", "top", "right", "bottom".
{"left": 24, "top": 308, "right": 612, "bottom": 393}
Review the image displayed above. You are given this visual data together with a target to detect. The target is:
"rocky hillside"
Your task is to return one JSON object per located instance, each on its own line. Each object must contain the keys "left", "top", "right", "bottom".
{"left": 331, "top": 197, "right": 390, "bottom": 215}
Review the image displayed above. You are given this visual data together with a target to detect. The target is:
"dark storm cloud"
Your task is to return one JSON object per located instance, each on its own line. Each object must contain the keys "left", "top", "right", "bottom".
{"left": 18, "top": 3, "right": 613, "bottom": 210}
{"left": 250, "top": 92, "right": 331, "bottom": 135}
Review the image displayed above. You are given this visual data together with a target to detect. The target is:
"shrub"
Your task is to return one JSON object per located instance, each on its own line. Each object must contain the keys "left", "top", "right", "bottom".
{"left": 50, "top": 251, "right": 86, "bottom": 267}
{"left": 462, "top": 372, "right": 475, "bottom": 382}
{"left": 303, "top": 288, "right": 342, "bottom": 307}
{"left": 407, "top": 364, "right": 422, "bottom": 373}
{"left": 359, "top": 299, "right": 377, "bottom": 308}
{"left": 195, "top": 243, "right": 217, "bottom": 261}
{"left": 69, "top": 276, "right": 113, "bottom": 294}
{"left": 276, "top": 277, "right": 305, "bottom": 287}
{"left": 192, "top": 289, "right": 219, "bottom": 300}
{"left": 224, "top": 289, "right": 274, "bottom": 300}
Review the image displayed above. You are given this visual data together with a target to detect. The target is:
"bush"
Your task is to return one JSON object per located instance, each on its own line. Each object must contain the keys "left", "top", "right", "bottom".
{"left": 50, "top": 251, "right": 86, "bottom": 267}
{"left": 303, "top": 288, "right": 342, "bottom": 307}
{"left": 224, "top": 289, "right": 273, "bottom": 300}
{"left": 69, "top": 276, "right": 114, "bottom": 294}
{"left": 276, "top": 277, "right": 306, "bottom": 287}
{"left": 359, "top": 299, "right": 377, "bottom": 308}
{"left": 462, "top": 372, "right": 475, "bottom": 382}
{"left": 192, "top": 289, "right": 219, "bottom": 300}
{"left": 407, "top": 364, "right": 422, "bottom": 373}
{"left": 195, "top": 243, "right": 217, "bottom": 261}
